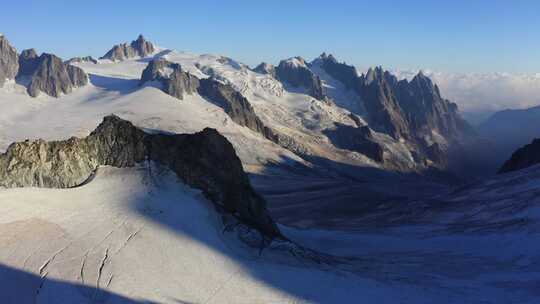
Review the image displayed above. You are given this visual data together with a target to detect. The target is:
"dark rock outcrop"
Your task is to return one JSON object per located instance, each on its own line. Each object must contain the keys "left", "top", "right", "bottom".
{"left": 18, "top": 49, "right": 39, "bottom": 76}
{"left": 425, "top": 143, "right": 446, "bottom": 165}
{"left": 323, "top": 124, "right": 384, "bottom": 162}
{"left": 317, "top": 55, "right": 472, "bottom": 143}
{"left": 498, "top": 138, "right": 540, "bottom": 174}
{"left": 140, "top": 59, "right": 276, "bottom": 140}
{"left": 394, "top": 72, "right": 471, "bottom": 140}
{"left": 140, "top": 60, "right": 308, "bottom": 156}
{"left": 101, "top": 34, "right": 155, "bottom": 61}
{"left": 198, "top": 78, "right": 275, "bottom": 139}
{"left": 0, "top": 35, "right": 19, "bottom": 87}
{"left": 65, "top": 56, "right": 98, "bottom": 65}
{"left": 253, "top": 62, "right": 276, "bottom": 78}
{"left": 316, "top": 53, "right": 358, "bottom": 90}
{"left": 0, "top": 115, "right": 281, "bottom": 238}
{"left": 27, "top": 53, "right": 88, "bottom": 97}
{"left": 275, "top": 57, "right": 326, "bottom": 100}
{"left": 140, "top": 58, "right": 200, "bottom": 100}
{"left": 357, "top": 67, "right": 411, "bottom": 139}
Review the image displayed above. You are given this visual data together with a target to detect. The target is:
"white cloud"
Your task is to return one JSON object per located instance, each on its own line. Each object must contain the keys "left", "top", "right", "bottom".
{"left": 390, "top": 69, "right": 540, "bottom": 113}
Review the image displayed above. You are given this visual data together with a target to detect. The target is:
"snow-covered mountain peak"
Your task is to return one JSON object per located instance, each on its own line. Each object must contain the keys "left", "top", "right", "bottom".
{"left": 281, "top": 56, "right": 308, "bottom": 68}
{"left": 100, "top": 34, "right": 157, "bottom": 62}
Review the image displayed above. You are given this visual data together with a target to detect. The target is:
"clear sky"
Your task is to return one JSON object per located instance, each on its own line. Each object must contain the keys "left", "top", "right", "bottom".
{"left": 2, "top": 0, "right": 539, "bottom": 73}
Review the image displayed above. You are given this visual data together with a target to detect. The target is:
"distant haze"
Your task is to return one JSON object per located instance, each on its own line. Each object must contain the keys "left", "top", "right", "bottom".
{"left": 389, "top": 69, "right": 540, "bottom": 118}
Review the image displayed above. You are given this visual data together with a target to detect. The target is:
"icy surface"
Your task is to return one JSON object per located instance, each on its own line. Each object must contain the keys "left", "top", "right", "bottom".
{"left": 1, "top": 48, "right": 539, "bottom": 303}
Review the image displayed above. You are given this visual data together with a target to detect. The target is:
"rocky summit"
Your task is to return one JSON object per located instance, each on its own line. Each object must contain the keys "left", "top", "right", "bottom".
{"left": 314, "top": 54, "right": 473, "bottom": 164}
{"left": 0, "top": 34, "right": 19, "bottom": 87}
{"left": 27, "top": 53, "right": 88, "bottom": 97}
{"left": 0, "top": 35, "right": 88, "bottom": 97}
{"left": 101, "top": 34, "right": 156, "bottom": 61}
{"left": 65, "top": 56, "right": 98, "bottom": 65}
{"left": 18, "top": 48, "right": 39, "bottom": 76}
{"left": 253, "top": 62, "right": 276, "bottom": 77}
{"left": 499, "top": 138, "right": 540, "bottom": 173}
{"left": 0, "top": 115, "right": 281, "bottom": 238}
{"left": 140, "top": 58, "right": 200, "bottom": 99}
{"left": 275, "top": 57, "right": 326, "bottom": 100}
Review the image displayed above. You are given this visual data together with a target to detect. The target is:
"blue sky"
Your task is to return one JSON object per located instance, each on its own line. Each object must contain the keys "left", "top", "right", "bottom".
{"left": 2, "top": 0, "right": 539, "bottom": 73}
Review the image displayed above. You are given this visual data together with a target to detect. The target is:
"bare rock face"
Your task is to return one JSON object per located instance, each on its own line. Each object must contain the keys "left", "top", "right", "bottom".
{"left": 0, "top": 115, "right": 281, "bottom": 238}
{"left": 65, "top": 56, "right": 98, "bottom": 65}
{"left": 18, "top": 48, "right": 39, "bottom": 76}
{"left": 316, "top": 52, "right": 358, "bottom": 89}
{"left": 275, "top": 57, "right": 326, "bottom": 100}
{"left": 0, "top": 35, "right": 19, "bottom": 87}
{"left": 498, "top": 139, "right": 540, "bottom": 174}
{"left": 395, "top": 72, "right": 471, "bottom": 140}
{"left": 140, "top": 60, "right": 307, "bottom": 156}
{"left": 101, "top": 34, "right": 155, "bottom": 61}
{"left": 140, "top": 59, "right": 276, "bottom": 140}
{"left": 317, "top": 55, "right": 472, "bottom": 143}
{"left": 253, "top": 62, "right": 276, "bottom": 78}
{"left": 358, "top": 67, "right": 411, "bottom": 140}
{"left": 323, "top": 124, "right": 384, "bottom": 162}
{"left": 140, "top": 58, "right": 200, "bottom": 100}
{"left": 198, "top": 78, "right": 275, "bottom": 139}
{"left": 27, "top": 53, "right": 88, "bottom": 97}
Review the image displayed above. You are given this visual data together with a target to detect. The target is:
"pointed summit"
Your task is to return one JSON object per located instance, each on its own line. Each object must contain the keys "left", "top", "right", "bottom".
{"left": 276, "top": 56, "right": 326, "bottom": 100}
{"left": 101, "top": 34, "right": 156, "bottom": 61}
{"left": 0, "top": 34, "right": 19, "bottom": 87}
{"left": 253, "top": 62, "right": 276, "bottom": 77}
{"left": 317, "top": 52, "right": 337, "bottom": 63}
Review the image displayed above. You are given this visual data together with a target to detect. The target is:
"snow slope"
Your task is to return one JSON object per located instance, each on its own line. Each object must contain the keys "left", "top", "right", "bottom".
{"left": 0, "top": 65, "right": 302, "bottom": 173}
{"left": 0, "top": 165, "right": 435, "bottom": 304}
{"left": 2, "top": 44, "right": 540, "bottom": 303}
{"left": 2, "top": 159, "right": 540, "bottom": 303}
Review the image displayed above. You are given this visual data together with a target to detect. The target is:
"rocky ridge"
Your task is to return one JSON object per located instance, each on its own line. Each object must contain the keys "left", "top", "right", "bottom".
{"left": 0, "top": 115, "right": 281, "bottom": 238}
{"left": 499, "top": 138, "right": 540, "bottom": 173}
{"left": 140, "top": 58, "right": 200, "bottom": 99}
{"left": 312, "top": 54, "right": 474, "bottom": 166}
{"left": 65, "top": 56, "right": 98, "bottom": 65}
{"left": 275, "top": 57, "right": 326, "bottom": 100}
{"left": 18, "top": 49, "right": 39, "bottom": 76}
{"left": 101, "top": 34, "right": 155, "bottom": 61}
{"left": 317, "top": 54, "right": 472, "bottom": 143}
{"left": 253, "top": 62, "right": 276, "bottom": 78}
{"left": 0, "top": 34, "right": 19, "bottom": 87}
{"left": 0, "top": 35, "right": 88, "bottom": 97}
{"left": 26, "top": 53, "right": 88, "bottom": 97}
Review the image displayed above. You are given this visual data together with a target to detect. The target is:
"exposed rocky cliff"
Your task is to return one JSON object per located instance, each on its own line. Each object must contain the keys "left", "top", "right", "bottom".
{"left": 275, "top": 57, "right": 326, "bottom": 100}
{"left": 0, "top": 115, "right": 281, "bottom": 238}
{"left": 17, "top": 49, "right": 39, "bottom": 76}
{"left": 0, "top": 34, "right": 19, "bottom": 87}
{"left": 1, "top": 34, "right": 88, "bottom": 96}
{"left": 314, "top": 54, "right": 473, "bottom": 167}
{"left": 317, "top": 54, "right": 472, "bottom": 143}
{"left": 140, "top": 58, "right": 200, "bottom": 100}
{"left": 323, "top": 124, "right": 384, "bottom": 162}
{"left": 27, "top": 53, "right": 88, "bottom": 97}
{"left": 316, "top": 52, "right": 358, "bottom": 90}
{"left": 498, "top": 138, "right": 540, "bottom": 174}
{"left": 253, "top": 62, "right": 276, "bottom": 77}
{"left": 65, "top": 56, "right": 98, "bottom": 65}
{"left": 198, "top": 78, "right": 276, "bottom": 139}
{"left": 101, "top": 34, "right": 155, "bottom": 61}
{"left": 140, "top": 59, "right": 277, "bottom": 141}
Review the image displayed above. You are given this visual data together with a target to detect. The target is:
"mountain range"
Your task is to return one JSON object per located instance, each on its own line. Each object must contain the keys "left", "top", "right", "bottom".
{"left": 0, "top": 34, "right": 539, "bottom": 303}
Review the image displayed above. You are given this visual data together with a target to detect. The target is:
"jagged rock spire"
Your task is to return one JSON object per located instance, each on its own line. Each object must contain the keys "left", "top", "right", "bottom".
{"left": 0, "top": 35, "right": 19, "bottom": 87}
{"left": 101, "top": 34, "right": 156, "bottom": 61}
